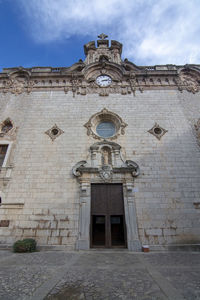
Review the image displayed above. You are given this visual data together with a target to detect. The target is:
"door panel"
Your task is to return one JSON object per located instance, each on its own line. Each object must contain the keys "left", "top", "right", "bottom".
{"left": 111, "top": 215, "right": 125, "bottom": 246}
{"left": 92, "top": 216, "right": 105, "bottom": 246}
{"left": 91, "top": 184, "right": 126, "bottom": 248}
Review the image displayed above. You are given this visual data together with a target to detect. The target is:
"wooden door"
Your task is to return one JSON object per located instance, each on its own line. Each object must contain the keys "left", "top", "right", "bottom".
{"left": 91, "top": 184, "right": 126, "bottom": 248}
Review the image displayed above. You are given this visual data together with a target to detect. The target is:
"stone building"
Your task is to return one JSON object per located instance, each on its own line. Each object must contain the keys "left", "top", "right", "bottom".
{"left": 0, "top": 34, "right": 200, "bottom": 251}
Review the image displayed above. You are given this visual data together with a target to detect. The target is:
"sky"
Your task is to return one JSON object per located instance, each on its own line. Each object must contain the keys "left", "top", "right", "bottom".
{"left": 0, "top": 0, "right": 200, "bottom": 72}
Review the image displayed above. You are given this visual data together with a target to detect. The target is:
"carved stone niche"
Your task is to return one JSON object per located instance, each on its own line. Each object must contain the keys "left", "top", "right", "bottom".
{"left": 84, "top": 108, "right": 127, "bottom": 140}
{"left": 72, "top": 140, "right": 141, "bottom": 251}
{"left": 0, "top": 118, "right": 17, "bottom": 140}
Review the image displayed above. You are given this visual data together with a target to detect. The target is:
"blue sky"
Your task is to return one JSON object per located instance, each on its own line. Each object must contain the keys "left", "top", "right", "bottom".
{"left": 0, "top": 0, "right": 200, "bottom": 72}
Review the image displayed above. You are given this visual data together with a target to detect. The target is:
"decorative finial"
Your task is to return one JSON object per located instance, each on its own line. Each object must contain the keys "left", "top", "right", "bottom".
{"left": 98, "top": 33, "right": 108, "bottom": 40}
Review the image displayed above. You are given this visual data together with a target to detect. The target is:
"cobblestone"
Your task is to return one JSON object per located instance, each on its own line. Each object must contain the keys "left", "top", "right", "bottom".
{"left": 0, "top": 250, "right": 200, "bottom": 299}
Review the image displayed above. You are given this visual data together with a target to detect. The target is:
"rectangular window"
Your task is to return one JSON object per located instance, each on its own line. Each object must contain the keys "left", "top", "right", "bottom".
{"left": 0, "top": 145, "right": 8, "bottom": 167}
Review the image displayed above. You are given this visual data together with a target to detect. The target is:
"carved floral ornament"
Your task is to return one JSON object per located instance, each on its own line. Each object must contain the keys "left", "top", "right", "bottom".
{"left": 84, "top": 108, "right": 127, "bottom": 140}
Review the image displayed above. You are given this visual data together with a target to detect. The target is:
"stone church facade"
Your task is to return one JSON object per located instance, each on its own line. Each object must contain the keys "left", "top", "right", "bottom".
{"left": 0, "top": 34, "right": 200, "bottom": 251}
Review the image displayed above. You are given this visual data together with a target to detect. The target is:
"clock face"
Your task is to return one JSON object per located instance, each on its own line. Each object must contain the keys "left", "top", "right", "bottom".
{"left": 96, "top": 75, "right": 112, "bottom": 87}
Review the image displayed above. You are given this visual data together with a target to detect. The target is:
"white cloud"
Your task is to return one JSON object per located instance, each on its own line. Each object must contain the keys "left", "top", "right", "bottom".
{"left": 18, "top": 0, "right": 200, "bottom": 65}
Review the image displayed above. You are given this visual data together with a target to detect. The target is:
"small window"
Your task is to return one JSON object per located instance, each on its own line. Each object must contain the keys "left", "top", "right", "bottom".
{"left": 96, "top": 121, "right": 116, "bottom": 138}
{"left": 0, "top": 145, "right": 8, "bottom": 167}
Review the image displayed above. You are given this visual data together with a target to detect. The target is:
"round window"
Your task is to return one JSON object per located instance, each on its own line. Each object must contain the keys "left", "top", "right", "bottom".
{"left": 154, "top": 127, "right": 162, "bottom": 135}
{"left": 51, "top": 128, "right": 59, "bottom": 136}
{"left": 96, "top": 121, "right": 116, "bottom": 138}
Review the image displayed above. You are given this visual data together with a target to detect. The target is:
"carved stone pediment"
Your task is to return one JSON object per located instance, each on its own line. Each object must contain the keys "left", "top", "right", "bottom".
{"left": 122, "top": 60, "right": 143, "bottom": 72}
{"left": 83, "top": 61, "right": 124, "bottom": 83}
{"left": 62, "top": 62, "right": 85, "bottom": 74}
{"left": 72, "top": 141, "right": 140, "bottom": 182}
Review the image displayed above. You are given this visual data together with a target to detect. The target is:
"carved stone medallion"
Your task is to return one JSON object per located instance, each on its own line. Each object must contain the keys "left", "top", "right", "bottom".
{"left": 99, "top": 165, "right": 113, "bottom": 181}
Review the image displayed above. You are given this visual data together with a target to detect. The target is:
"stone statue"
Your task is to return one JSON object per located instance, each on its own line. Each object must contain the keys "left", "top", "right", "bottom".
{"left": 102, "top": 149, "right": 109, "bottom": 165}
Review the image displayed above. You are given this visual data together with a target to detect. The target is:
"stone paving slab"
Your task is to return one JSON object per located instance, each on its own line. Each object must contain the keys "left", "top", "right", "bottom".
{"left": 158, "top": 268, "right": 200, "bottom": 300}
{"left": 141, "top": 252, "right": 200, "bottom": 267}
{"left": 0, "top": 250, "right": 200, "bottom": 299}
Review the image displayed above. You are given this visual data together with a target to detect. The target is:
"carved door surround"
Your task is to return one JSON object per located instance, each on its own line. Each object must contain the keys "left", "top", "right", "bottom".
{"left": 72, "top": 141, "right": 141, "bottom": 251}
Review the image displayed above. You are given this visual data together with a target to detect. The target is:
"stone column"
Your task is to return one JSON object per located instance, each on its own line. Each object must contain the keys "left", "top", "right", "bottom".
{"left": 124, "top": 182, "right": 141, "bottom": 251}
{"left": 114, "top": 149, "right": 121, "bottom": 167}
{"left": 76, "top": 181, "right": 91, "bottom": 250}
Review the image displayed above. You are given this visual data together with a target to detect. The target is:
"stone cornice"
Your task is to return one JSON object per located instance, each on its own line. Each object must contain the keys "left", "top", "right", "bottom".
{"left": 0, "top": 36, "right": 200, "bottom": 95}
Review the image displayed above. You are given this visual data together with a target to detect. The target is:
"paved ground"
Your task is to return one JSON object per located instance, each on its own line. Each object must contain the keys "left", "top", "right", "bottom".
{"left": 0, "top": 250, "right": 200, "bottom": 300}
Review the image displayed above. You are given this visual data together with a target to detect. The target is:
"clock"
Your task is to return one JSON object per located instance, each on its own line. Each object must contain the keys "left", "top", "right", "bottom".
{"left": 96, "top": 75, "right": 112, "bottom": 87}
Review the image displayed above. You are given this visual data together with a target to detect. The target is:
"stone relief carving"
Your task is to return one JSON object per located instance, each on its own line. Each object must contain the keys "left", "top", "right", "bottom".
{"left": 2, "top": 69, "right": 35, "bottom": 95}
{"left": 99, "top": 165, "right": 113, "bottom": 181}
{"left": 70, "top": 74, "right": 82, "bottom": 97}
{"left": 148, "top": 123, "right": 168, "bottom": 140}
{"left": 72, "top": 141, "right": 140, "bottom": 183}
{"left": 84, "top": 108, "right": 127, "bottom": 140}
{"left": 3, "top": 78, "right": 25, "bottom": 95}
{"left": 2, "top": 72, "right": 198, "bottom": 96}
{"left": 72, "top": 161, "right": 87, "bottom": 177}
{"left": 45, "top": 124, "right": 64, "bottom": 141}
{"left": 125, "top": 160, "right": 140, "bottom": 177}
{"left": 176, "top": 70, "right": 200, "bottom": 94}
{"left": 129, "top": 72, "right": 137, "bottom": 96}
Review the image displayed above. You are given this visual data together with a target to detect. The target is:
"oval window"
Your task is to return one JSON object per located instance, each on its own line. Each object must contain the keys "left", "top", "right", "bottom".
{"left": 96, "top": 121, "right": 116, "bottom": 138}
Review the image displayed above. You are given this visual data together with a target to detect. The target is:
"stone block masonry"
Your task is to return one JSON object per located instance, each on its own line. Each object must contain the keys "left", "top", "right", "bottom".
{"left": 0, "top": 35, "right": 200, "bottom": 250}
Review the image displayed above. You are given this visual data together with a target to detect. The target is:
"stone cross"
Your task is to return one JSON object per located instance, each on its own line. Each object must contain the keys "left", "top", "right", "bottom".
{"left": 98, "top": 33, "right": 108, "bottom": 40}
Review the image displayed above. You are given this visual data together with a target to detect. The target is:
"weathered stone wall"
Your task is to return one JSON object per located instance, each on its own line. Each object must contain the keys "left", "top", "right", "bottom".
{"left": 0, "top": 89, "right": 200, "bottom": 249}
